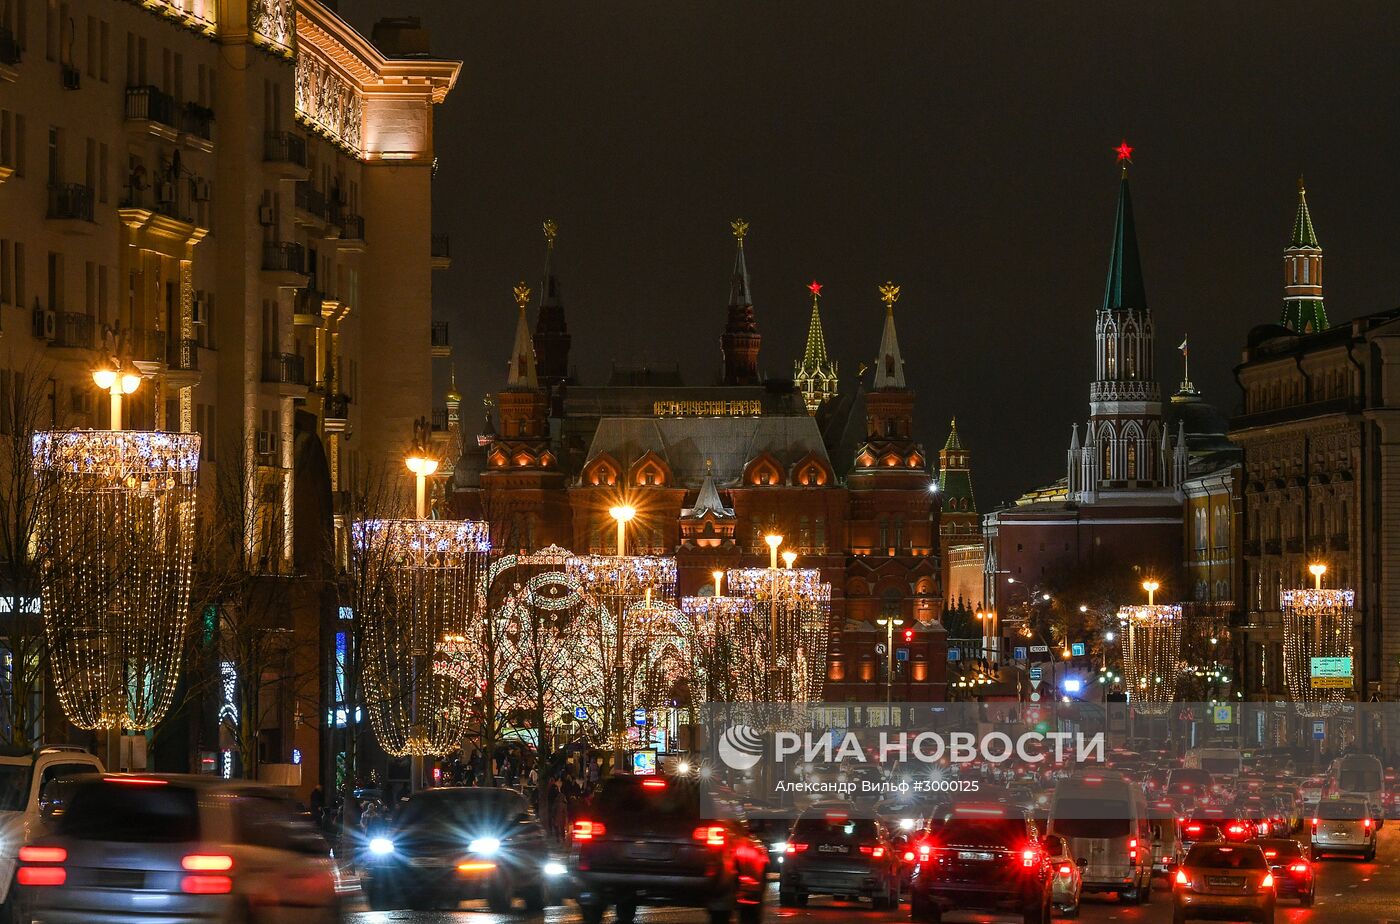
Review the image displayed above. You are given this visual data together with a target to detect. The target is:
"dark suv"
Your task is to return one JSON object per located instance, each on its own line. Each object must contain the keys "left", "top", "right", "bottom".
{"left": 779, "top": 807, "right": 902, "bottom": 908}
{"left": 908, "top": 803, "right": 1053, "bottom": 924}
{"left": 570, "top": 775, "right": 767, "bottom": 924}
{"left": 361, "top": 786, "right": 554, "bottom": 913}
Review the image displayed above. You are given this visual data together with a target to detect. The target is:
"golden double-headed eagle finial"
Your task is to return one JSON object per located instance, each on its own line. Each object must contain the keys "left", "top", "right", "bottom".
{"left": 513, "top": 281, "right": 531, "bottom": 309}
{"left": 543, "top": 219, "right": 558, "bottom": 249}
{"left": 878, "top": 281, "right": 901, "bottom": 308}
{"left": 731, "top": 218, "right": 749, "bottom": 244}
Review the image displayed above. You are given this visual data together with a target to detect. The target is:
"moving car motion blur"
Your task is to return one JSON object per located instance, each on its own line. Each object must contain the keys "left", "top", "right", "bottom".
{"left": 361, "top": 785, "right": 556, "bottom": 912}
{"left": 570, "top": 775, "right": 767, "bottom": 924}
{"left": 779, "top": 807, "right": 902, "bottom": 909}
{"left": 19, "top": 774, "right": 341, "bottom": 924}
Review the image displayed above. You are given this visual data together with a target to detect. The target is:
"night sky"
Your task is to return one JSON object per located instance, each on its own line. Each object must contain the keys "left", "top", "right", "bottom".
{"left": 336, "top": 0, "right": 1400, "bottom": 509}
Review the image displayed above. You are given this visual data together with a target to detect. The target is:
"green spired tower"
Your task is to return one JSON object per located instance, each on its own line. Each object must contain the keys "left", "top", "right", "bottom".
{"left": 1281, "top": 178, "right": 1328, "bottom": 334}
{"left": 794, "top": 280, "right": 839, "bottom": 414}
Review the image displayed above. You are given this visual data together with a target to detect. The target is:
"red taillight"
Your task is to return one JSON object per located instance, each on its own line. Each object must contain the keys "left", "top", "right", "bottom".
{"left": 1175, "top": 869, "right": 1189, "bottom": 885}
{"left": 1263, "top": 850, "right": 1276, "bottom": 858}
{"left": 785, "top": 842, "right": 808, "bottom": 854}
{"left": 1261, "top": 873, "right": 1274, "bottom": 889}
{"left": 181, "top": 874, "right": 233, "bottom": 895}
{"left": 17, "top": 867, "right": 65, "bottom": 887}
{"left": 572, "top": 820, "right": 604, "bottom": 840}
{"left": 1058, "top": 863, "right": 1072, "bottom": 875}
{"left": 1022, "top": 848, "right": 1037, "bottom": 867}
{"left": 181, "top": 854, "right": 233, "bottom": 872}
{"left": 18, "top": 847, "right": 67, "bottom": 864}
{"left": 693, "top": 825, "right": 726, "bottom": 847}
{"left": 858, "top": 845, "right": 885, "bottom": 858}
{"left": 1364, "top": 817, "right": 1373, "bottom": 829}
{"left": 107, "top": 777, "right": 167, "bottom": 786}
{"left": 1185, "top": 824, "right": 1202, "bottom": 835}
{"left": 641, "top": 778, "right": 667, "bottom": 790}
{"left": 1289, "top": 862, "right": 1309, "bottom": 874}
{"left": 903, "top": 850, "right": 916, "bottom": 862}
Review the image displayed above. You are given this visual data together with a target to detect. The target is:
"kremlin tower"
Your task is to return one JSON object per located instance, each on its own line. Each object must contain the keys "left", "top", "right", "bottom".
{"left": 720, "top": 220, "right": 762, "bottom": 385}
{"left": 1281, "top": 180, "right": 1327, "bottom": 334}
{"left": 795, "top": 281, "right": 839, "bottom": 413}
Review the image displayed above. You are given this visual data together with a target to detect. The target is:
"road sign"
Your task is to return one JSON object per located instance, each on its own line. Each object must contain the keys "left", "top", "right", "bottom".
{"left": 1029, "top": 667, "right": 1043, "bottom": 682}
{"left": 947, "top": 648, "right": 961, "bottom": 662}
{"left": 633, "top": 708, "right": 648, "bottom": 726}
{"left": 895, "top": 648, "right": 909, "bottom": 662}
{"left": 1071, "top": 642, "right": 1086, "bottom": 657}
{"left": 875, "top": 643, "right": 887, "bottom": 655}
{"left": 1310, "top": 656, "right": 1352, "bottom": 679}
{"left": 1014, "top": 647, "right": 1028, "bottom": 661}
{"left": 1029, "top": 691, "right": 1041, "bottom": 702}
{"left": 1212, "top": 705, "right": 1233, "bottom": 724}
{"left": 1312, "top": 720, "right": 1326, "bottom": 741}
{"left": 1030, "top": 644, "right": 1049, "bottom": 654}
{"left": 573, "top": 706, "right": 589, "bottom": 721}
{"left": 1311, "top": 676, "right": 1352, "bottom": 689}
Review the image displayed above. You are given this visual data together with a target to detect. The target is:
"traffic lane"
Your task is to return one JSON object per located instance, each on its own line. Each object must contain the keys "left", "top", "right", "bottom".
{"left": 344, "top": 882, "right": 901, "bottom": 922}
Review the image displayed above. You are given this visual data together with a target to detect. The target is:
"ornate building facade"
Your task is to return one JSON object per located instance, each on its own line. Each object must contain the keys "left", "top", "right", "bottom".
{"left": 0, "top": 0, "right": 458, "bottom": 794}
{"left": 454, "top": 226, "right": 947, "bottom": 699}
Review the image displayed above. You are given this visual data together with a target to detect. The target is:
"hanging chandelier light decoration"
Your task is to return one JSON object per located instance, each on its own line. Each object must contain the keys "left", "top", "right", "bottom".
{"left": 1118, "top": 603, "right": 1183, "bottom": 716}
{"left": 725, "top": 568, "right": 832, "bottom": 704}
{"left": 1281, "top": 582, "right": 1354, "bottom": 717}
{"left": 32, "top": 429, "right": 200, "bottom": 731}
{"left": 351, "top": 518, "right": 490, "bottom": 757}
{"left": 679, "top": 595, "right": 754, "bottom": 704}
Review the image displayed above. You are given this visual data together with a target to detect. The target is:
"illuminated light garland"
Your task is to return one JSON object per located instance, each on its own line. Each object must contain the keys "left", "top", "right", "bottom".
{"left": 31, "top": 430, "right": 200, "bottom": 731}
{"left": 679, "top": 596, "right": 755, "bottom": 704}
{"left": 1118, "top": 604, "right": 1183, "bottom": 716}
{"left": 725, "top": 568, "right": 832, "bottom": 704}
{"left": 351, "top": 519, "right": 490, "bottom": 757}
{"left": 1281, "top": 588, "right": 1354, "bottom": 717}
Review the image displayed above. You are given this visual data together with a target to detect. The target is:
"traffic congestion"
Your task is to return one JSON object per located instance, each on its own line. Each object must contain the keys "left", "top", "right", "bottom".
{"left": 0, "top": 740, "right": 1392, "bottom": 923}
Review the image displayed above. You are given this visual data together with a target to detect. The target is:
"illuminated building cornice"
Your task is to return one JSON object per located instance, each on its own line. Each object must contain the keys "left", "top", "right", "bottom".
{"left": 129, "top": 0, "right": 218, "bottom": 38}
{"left": 295, "top": 0, "right": 461, "bottom": 161}
{"left": 250, "top": 0, "right": 295, "bottom": 58}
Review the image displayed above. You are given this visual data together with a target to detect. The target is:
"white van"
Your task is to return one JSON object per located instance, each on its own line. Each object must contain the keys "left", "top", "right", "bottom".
{"left": 1049, "top": 774, "right": 1152, "bottom": 903}
{"left": 1183, "top": 747, "right": 1241, "bottom": 777}
{"left": 1328, "top": 754, "right": 1385, "bottom": 828}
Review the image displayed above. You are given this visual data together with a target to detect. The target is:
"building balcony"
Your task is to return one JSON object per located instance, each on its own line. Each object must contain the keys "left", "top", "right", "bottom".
{"left": 1330, "top": 533, "right": 1350, "bottom": 552}
{"left": 261, "top": 241, "right": 308, "bottom": 287}
{"left": 125, "top": 85, "right": 181, "bottom": 142}
{"left": 293, "top": 182, "right": 329, "bottom": 228}
{"left": 120, "top": 185, "right": 199, "bottom": 229}
{"left": 1285, "top": 537, "right": 1304, "bottom": 554}
{"left": 166, "top": 337, "right": 199, "bottom": 387}
{"left": 294, "top": 286, "right": 325, "bottom": 326}
{"left": 261, "top": 351, "right": 307, "bottom": 395}
{"left": 180, "top": 102, "right": 214, "bottom": 150}
{"left": 334, "top": 209, "right": 364, "bottom": 244}
{"left": 51, "top": 311, "right": 95, "bottom": 351}
{"left": 1089, "top": 380, "right": 1161, "bottom": 403}
{"left": 431, "top": 320, "right": 451, "bottom": 358}
{"left": 46, "top": 183, "right": 95, "bottom": 232}
{"left": 127, "top": 327, "right": 168, "bottom": 367}
{"left": 431, "top": 233, "right": 450, "bottom": 269}
{"left": 1263, "top": 538, "right": 1282, "bottom": 555}
{"left": 0, "top": 24, "right": 20, "bottom": 72}
{"left": 1242, "top": 539, "right": 1260, "bottom": 557}
{"left": 263, "top": 131, "right": 309, "bottom": 180}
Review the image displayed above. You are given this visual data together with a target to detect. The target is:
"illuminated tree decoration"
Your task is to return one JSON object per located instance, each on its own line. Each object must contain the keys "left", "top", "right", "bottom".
{"left": 725, "top": 568, "right": 832, "bottom": 703}
{"left": 679, "top": 595, "right": 755, "bottom": 704}
{"left": 31, "top": 430, "right": 200, "bottom": 731}
{"left": 1281, "top": 588, "right": 1354, "bottom": 716}
{"left": 1118, "top": 603, "right": 1183, "bottom": 715}
{"left": 351, "top": 518, "right": 490, "bottom": 757}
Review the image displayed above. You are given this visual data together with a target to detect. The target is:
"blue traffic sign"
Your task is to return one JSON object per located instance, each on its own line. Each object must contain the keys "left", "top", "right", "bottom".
{"left": 1071, "top": 642, "right": 1086, "bottom": 657}
{"left": 1029, "top": 667, "right": 1043, "bottom": 682}
{"left": 1014, "top": 647, "right": 1028, "bottom": 661}
{"left": 633, "top": 708, "right": 648, "bottom": 726}
{"left": 1312, "top": 720, "right": 1326, "bottom": 741}
{"left": 947, "top": 648, "right": 961, "bottom": 662}
{"left": 573, "top": 706, "right": 589, "bottom": 721}
{"left": 896, "top": 648, "right": 909, "bottom": 662}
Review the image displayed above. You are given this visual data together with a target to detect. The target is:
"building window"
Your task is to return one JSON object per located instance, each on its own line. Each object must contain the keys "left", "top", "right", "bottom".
{"left": 1106, "top": 336, "right": 1117, "bottom": 378}
{"left": 1126, "top": 440, "right": 1137, "bottom": 479}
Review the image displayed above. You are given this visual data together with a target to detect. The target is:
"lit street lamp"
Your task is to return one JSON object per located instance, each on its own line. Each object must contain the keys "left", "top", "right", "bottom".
{"left": 92, "top": 361, "right": 142, "bottom": 431}
{"left": 782, "top": 550, "right": 797, "bottom": 569}
{"left": 876, "top": 616, "right": 906, "bottom": 703}
{"left": 1309, "top": 562, "right": 1327, "bottom": 590}
{"left": 609, "top": 504, "right": 636, "bottom": 555}
{"left": 765, "top": 533, "right": 783, "bottom": 570}
{"left": 712, "top": 569, "right": 724, "bottom": 597}
{"left": 1142, "top": 579, "right": 1160, "bottom": 606}
{"left": 405, "top": 454, "right": 439, "bottom": 519}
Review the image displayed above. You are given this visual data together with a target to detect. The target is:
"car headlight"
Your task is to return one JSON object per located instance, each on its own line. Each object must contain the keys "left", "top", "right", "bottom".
{"left": 900, "top": 818, "right": 916, "bottom": 830}
{"left": 368, "top": 837, "right": 395, "bottom": 856}
{"left": 543, "top": 861, "right": 567, "bottom": 877}
{"left": 468, "top": 837, "right": 501, "bottom": 856}
{"left": 771, "top": 841, "right": 787, "bottom": 852}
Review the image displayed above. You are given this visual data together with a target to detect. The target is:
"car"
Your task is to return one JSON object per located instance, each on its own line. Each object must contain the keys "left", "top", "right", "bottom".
{"left": 1171, "top": 843, "right": 1275, "bottom": 924}
{"left": 779, "top": 807, "right": 902, "bottom": 909}
{"left": 1310, "top": 794, "right": 1376, "bottom": 861}
{"left": 361, "top": 785, "right": 556, "bottom": 913}
{"left": 1043, "top": 833, "right": 1083, "bottom": 918}
{"left": 1250, "top": 838, "right": 1314, "bottom": 906}
{"left": 1168, "top": 769, "right": 1216, "bottom": 806}
{"left": 0, "top": 745, "right": 104, "bottom": 923}
{"left": 570, "top": 775, "right": 767, "bottom": 924}
{"left": 1049, "top": 774, "right": 1153, "bottom": 903}
{"left": 908, "top": 802, "right": 1053, "bottom": 924}
{"left": 1327, "top": 754, "right": 1385, "bottom": 827}
{"left": 18, "top": 773, "right": 341, "bottom": 924}
{"left": 744, "top": 810, "right": 793, "bottom": 876}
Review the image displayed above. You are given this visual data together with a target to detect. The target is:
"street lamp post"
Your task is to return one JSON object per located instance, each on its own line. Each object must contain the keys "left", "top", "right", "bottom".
{"left": 876, "top": 616, "right": 905, "bottom": 703}
{"left": 610, "top": 505, "right": 636, "bottom": 556}
{"left": 1143, "top": 580, "right": 1160, "bottom": 607}
{"left": 92, "top": 361, "right": 143, "bottom": 431}
{"left": 765, "top": 533, "right": 782, "bottom": 570}
{"left": 1309, "top": 562, "right": 1326, "bottom": 590}
{"left": 405, "top": 455, "right": 439, "bottom": 520}
{"left": 712, "top": 569, "right": 724, "bottom": 597}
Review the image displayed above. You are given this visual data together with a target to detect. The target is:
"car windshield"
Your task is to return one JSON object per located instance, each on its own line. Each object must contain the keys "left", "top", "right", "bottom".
{"left": 58, "top": 781, "right": 200, "bottom": 842}
{"left": 1052, "top": 798, "right": 1132, "bottom": 838}
{"left": 397, "top": 788, "right": 528, "bottom": 834}
{"left": 1318, "top": 800, "right": 1366, "bottom": 820}
{"left": 1188, "top": 845, "right": 1265, "bottom": 869}
{"left": 0, "top": 764, "right": 29, "bottom": 812}
{"left": 793, "top": 817, "right": 878, "bottom": 841}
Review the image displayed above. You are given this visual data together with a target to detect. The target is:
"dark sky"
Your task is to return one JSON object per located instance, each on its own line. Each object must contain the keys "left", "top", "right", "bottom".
{"left": 337, "top": 0, "right": 1400, "bottom": 509}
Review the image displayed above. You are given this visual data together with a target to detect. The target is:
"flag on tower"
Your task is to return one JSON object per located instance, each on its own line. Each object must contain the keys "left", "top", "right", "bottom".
{"left": 1178, "top": 335, "right": 1188, "bottom": 355}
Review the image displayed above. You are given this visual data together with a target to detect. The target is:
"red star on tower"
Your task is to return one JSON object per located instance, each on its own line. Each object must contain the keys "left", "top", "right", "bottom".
{"left": 808, "top": 280, "right": 823, "bottom": 296}
{"left": 1114, "top": 140, "right": 1134, "bottom": 164}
